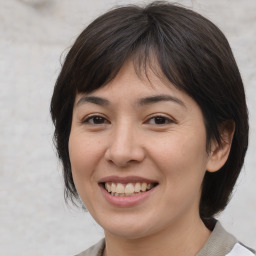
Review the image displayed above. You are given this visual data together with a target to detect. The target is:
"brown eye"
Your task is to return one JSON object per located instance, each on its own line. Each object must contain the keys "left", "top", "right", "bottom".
{"left": 148, "top": 116, "right": 173, "bottom": 125}
{"left": 83, "top": 115, "right": 109, "bottom": 125}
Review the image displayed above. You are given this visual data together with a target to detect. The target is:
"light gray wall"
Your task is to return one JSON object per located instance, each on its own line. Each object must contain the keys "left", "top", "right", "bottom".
{"left": 0, "top": 0, "right": 255, "bottom": 255}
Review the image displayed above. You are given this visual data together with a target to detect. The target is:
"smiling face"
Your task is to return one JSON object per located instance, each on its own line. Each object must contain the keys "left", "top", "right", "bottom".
{"left": 69, "top": 60, "right": 213, "bottom": 240}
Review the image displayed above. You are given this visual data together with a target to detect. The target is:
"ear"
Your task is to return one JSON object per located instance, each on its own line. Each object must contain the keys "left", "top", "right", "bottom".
{"left": 206, "top": 121, "right": 235, "bottom": 173}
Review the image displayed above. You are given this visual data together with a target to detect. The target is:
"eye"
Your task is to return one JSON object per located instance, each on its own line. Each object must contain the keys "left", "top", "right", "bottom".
{"left": 83, "top": 115, "right": 109, "bottom": 125}
{"left": 147, "top": 116, "right": 173, "bottom": 125}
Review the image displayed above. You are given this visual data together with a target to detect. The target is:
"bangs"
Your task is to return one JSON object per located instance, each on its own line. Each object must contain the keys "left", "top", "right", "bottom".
{"left": 68, "top": 6, "right": 184, "bottom": 95}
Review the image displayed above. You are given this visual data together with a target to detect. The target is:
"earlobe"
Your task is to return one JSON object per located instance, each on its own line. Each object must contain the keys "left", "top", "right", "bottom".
{"left": 206, "top": 121, "right": 235, "bottom": 173}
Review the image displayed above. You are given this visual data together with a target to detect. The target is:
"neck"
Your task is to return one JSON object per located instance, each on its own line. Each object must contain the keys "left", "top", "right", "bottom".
{"left": 103, "top": 215, "right": 211, "bottom": 256}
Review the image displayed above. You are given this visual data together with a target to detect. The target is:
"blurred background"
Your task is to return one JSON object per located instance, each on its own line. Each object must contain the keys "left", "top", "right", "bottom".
{"left": 0, "top": 0, "right": 255, "bottom": 255}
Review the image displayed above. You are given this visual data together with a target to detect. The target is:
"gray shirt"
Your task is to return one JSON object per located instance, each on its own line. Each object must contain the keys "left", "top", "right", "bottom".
{"left": 76, "top": 221, "right": 255, "bottom": 256}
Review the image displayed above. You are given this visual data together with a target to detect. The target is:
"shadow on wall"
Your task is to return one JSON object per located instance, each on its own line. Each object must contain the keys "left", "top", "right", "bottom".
{"left": 18, "top": 0, "right": 50, "bottom": 7}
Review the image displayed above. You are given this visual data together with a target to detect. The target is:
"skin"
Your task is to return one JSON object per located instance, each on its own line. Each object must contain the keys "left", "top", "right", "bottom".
{"left": 69, "top": 60, "right": 233, "bottom": 256}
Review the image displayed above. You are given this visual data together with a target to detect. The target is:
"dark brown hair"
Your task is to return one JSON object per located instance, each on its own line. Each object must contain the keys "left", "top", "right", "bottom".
{"left": 50, "top": 1, "right": 248, "bottom": 220}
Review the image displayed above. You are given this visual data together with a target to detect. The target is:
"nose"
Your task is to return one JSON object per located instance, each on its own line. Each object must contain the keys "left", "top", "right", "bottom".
{"left": 104, "top": 123, "right": 145, "bottom": 168}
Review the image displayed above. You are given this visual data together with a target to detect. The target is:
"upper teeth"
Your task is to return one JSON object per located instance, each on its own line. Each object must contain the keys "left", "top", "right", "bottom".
{"left": 105, "top": 182, "right": 154, "bottom": 194}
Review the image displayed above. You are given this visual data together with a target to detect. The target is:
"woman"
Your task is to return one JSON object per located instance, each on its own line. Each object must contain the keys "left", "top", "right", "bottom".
{"left": 50, "top": 2, "right": 255, "bottom": 255}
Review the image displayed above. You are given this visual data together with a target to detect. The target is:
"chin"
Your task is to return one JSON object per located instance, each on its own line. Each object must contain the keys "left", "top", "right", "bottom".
{"left": 105, "top": 226, "right": 153, "bottom": 240}
{"left": 98, "top": 214, "right": 160, "bottom": 240}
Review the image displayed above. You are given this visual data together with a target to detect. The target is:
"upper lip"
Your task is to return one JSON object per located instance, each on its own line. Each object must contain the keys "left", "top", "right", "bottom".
{"left": 98, "top": 176, "right": 158, "bottom": 184}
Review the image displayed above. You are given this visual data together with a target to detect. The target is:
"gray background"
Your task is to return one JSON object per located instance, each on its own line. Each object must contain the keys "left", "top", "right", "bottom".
{"left": 0, "top": 0, "right": 255, "bottom": 255}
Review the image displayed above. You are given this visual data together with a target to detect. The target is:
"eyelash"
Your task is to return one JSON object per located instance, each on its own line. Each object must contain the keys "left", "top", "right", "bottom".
{"left": 146, "top": 115, "right": 174, "bottom": 125}
{"left": 82, "top": 114, "right": 174, "bottom": 126}
{"left": 82, "top": 115, "right": 109, "bottom": 125}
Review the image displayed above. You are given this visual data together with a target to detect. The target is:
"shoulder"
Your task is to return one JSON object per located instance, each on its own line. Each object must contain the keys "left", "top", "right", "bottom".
{"left": 197, "top": 221, "right": 255, "bottom": 256}
{"left": 74, "top": 239, "right": 105, "bottom": 256}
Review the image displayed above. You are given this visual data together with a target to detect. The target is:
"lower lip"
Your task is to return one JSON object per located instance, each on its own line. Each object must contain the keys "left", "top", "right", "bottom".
{"left": 99, "top": 185, "right": 156, "bottom": 207}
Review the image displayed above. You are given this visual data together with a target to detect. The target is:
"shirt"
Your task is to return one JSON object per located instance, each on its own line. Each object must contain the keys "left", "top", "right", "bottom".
{"left": 75, "top": 221, "right": 255, "bottom": 256}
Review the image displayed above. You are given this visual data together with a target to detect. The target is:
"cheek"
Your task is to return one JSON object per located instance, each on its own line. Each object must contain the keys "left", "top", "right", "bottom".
{"left": 69, "top": 135, "right": 86, "bottom": 173}
{"left": 68, "top": 133, "right": 104, "bottom": 207}
{"left": 68, "top": 132, "right": 102, "bottom": 182}
{"left": 150, "top": 131, "right": 208, "bottom": 189}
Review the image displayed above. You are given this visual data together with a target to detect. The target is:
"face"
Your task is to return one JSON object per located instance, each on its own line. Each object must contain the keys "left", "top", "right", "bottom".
{"left": 69, "top": 61, "right": 212, "bottom": 239}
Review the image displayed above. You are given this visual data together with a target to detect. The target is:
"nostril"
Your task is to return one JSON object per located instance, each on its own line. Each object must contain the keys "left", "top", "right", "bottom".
{"left": 104, "top": 135, "right": 146, "bottom": 167}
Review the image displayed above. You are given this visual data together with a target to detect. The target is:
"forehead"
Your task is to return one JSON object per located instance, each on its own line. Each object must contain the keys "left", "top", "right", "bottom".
{"left": 75, "top": 60, "right": 187, "bottom": 105}
{"left": 75, "top": 61, "right": 198, "bottom": 111}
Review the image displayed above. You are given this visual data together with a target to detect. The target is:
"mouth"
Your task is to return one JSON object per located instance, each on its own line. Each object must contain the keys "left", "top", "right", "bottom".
{"left": 100, "top": 182, "right": 158, "bottom": 197}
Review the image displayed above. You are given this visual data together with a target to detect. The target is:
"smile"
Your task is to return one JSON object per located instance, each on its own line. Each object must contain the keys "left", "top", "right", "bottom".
{"left": 104, "top": 182, "right": 157, "bottom": 197}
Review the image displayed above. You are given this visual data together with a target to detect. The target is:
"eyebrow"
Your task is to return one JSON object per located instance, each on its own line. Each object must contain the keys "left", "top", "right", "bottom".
{"left": 76, "top": 96, "right": 110, "bottom": 106}
{"left": 137, "top": 94, "right": 186, "bottom": 108}
{"left": 76, "top": 94, "right": 186, "bottom": 108}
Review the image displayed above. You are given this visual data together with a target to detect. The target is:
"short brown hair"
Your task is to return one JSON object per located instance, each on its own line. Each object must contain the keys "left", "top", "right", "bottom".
{"left": 50, "top": 1, "right": 248, "bottom": 220}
